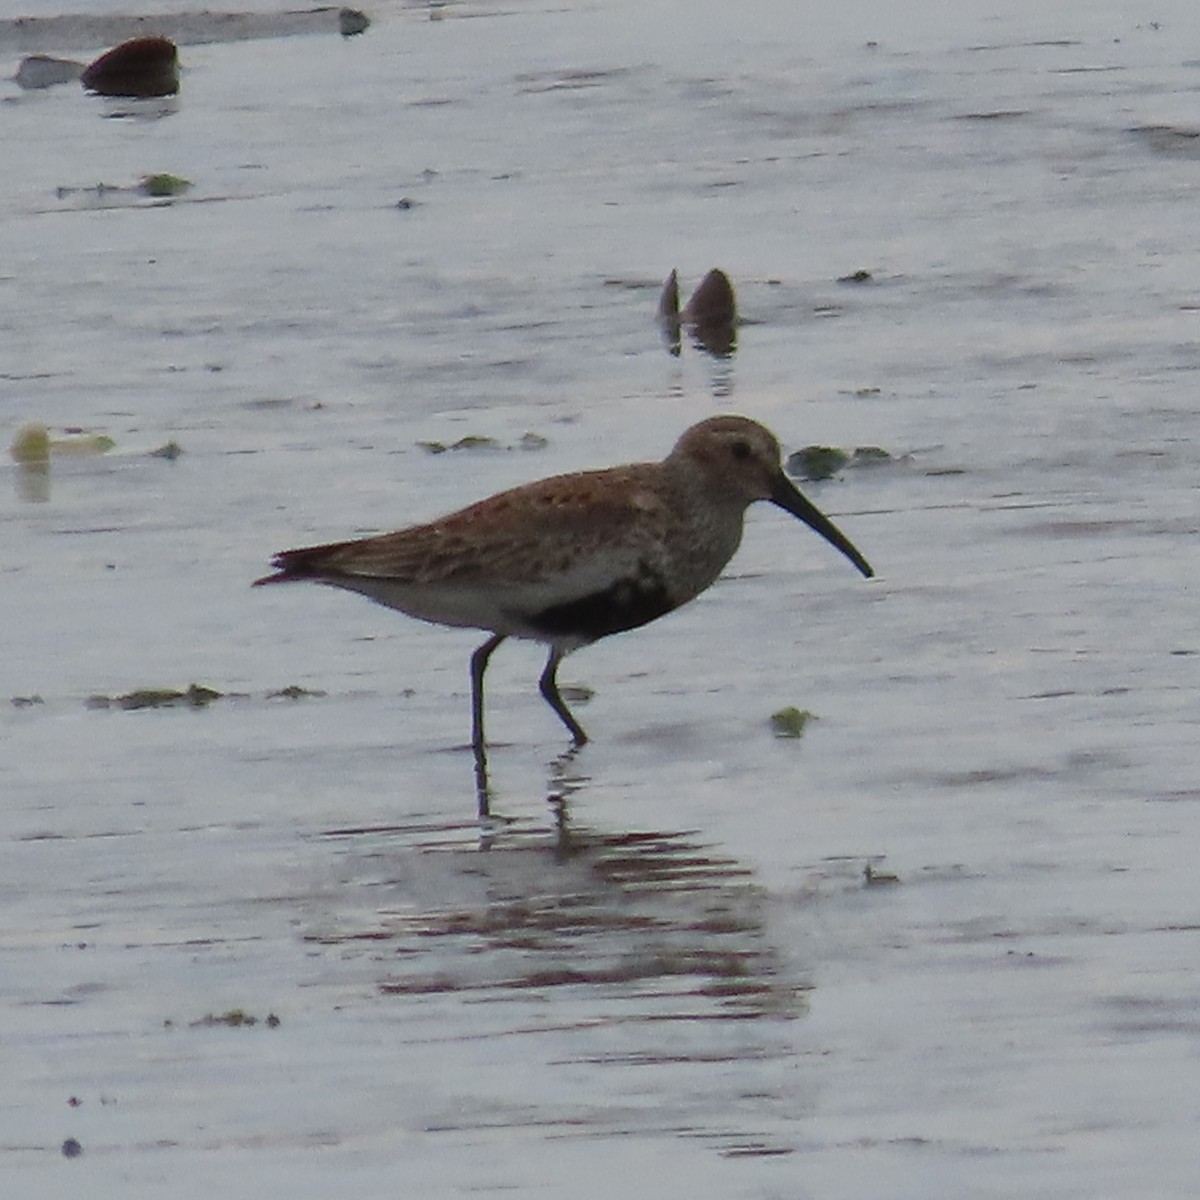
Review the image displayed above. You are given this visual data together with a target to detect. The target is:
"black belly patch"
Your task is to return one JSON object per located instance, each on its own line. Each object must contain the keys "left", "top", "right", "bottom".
{"left": 528, "top": 569, "right": 675, "bottom": 641}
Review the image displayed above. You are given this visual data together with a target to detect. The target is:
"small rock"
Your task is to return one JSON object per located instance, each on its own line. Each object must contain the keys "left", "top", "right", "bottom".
{"left": 682, "top": 267, "right": 736, "bottom": 328}
{"left": 15, "top": 55, "right": 84, "bottom": 90}
{"left": 683, "top": 268, "right": 737, "bottom": 357}
{"left": 61, "top": 1138, "right": 83, "bottom": 1158}
{"left": 339, "top": 8, "right": 371, "bottom": 37}
{"left": 81, "top": 37, "right": 179, "bottom": 99}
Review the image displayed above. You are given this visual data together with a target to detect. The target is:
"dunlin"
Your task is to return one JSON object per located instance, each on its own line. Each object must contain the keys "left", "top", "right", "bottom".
{"left": 255, "top": 415, "right": 873, "bottom": 804}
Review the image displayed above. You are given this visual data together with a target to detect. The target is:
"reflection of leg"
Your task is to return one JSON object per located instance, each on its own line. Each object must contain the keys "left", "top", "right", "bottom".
{"left": 547, "top": 742, "right": 592, "bottom": 857}
{"left": 470, "top": 634, "right": 505, "bottom": 817}
{"left": 538, "top": 648, "right": 588, "bottom": 746}
{"left": 474, "top": 751, "right": 491, "bottom": 820}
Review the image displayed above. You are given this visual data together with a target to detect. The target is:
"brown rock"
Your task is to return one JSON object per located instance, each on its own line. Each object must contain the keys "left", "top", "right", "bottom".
{"left": 81, "top": 36, "right": 179, "bottom": 99}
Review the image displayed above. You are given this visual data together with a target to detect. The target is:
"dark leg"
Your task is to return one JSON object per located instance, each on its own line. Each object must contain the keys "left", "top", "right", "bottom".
{"left": 470, "top": 634, "right": 505, "bottom": 815}
{"left": 538, "top": 648, "right": 588, "bottom": 746}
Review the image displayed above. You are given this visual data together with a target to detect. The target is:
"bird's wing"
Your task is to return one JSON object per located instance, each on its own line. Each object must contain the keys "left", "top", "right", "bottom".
{"left": 264, "top": 464, "right": 672, "bottom": 604}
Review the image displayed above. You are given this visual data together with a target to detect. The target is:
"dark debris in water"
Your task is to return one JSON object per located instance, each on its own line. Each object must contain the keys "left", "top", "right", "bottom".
{"left": 864, "top": 862, "right": 901, "bottom": 886}
{"left": 55, "top": 175, "right": 190, "bottom": 205}
{"left": 83, "top": 683, "right": 324, "bottom": 711}
{"left": 266, "top": 684, "right": 327, "bottom": 700}
{"left": 1129, "top": 124, "right": 1200, "bottom": 157}
{"left": 168, "top": 1009, "right": 281, "bottom": 1029}
{"left": 418, "top": 432, "right": 549, "bottom": 454}
{"left": 87, "top": 683, "right": 222, "bottom": 711}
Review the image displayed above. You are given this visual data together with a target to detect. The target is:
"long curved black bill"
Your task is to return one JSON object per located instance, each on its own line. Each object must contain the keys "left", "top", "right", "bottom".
{"left": 770, "top": 473, "right": 874, "bottom": 578}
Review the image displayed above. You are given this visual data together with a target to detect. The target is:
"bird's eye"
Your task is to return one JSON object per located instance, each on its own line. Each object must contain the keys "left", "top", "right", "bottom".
{"left": 730, "top": 440, "right": 752, "bottom": 461}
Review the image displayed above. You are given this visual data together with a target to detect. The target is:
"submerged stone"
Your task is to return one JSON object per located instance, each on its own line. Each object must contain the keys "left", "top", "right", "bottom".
{"left": 786, "top": 445, "right": 895, "bottom": 481}
{"left": 339, "top": 7, "right": 371, "bottom": 37}
{"left": 15, "top": 55, "right": 84, "bottom": 90}
{"left": 786, "top": 446, "right": 849, "bottom": 481}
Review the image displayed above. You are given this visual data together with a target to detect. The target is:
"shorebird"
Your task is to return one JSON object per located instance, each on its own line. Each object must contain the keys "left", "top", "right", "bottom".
{"left": 255, "top": 415, "right": 873, "bottom": 807}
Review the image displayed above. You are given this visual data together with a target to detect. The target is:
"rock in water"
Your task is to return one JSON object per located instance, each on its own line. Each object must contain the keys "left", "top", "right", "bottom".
{"left": 15, "top": 55, "right": 84, "bottom": 90}
{"left": 682, "top": 267, "right": 736, "bottom": 328}
{"left": 339, "top": 8, "right": 371, "bottom": 37}
{"left": 81, "top": 37, "right": 179, "bottom": 98}
{"left": 682, "top": 268, "right": 737, "bottom": 357}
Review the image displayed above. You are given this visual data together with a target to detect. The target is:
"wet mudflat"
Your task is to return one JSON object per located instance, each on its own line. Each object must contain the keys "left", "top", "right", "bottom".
{"left": 3, "top": 1, "right": 1200, "bottom": 1196}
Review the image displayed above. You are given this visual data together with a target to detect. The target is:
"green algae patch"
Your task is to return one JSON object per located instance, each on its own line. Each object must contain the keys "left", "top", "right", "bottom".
{"left": 787, "top": 446, "right": 848, "bottom": 481}
{"left": 10, "top": 424, "right": 51, "bottom": 463}
{"left": 139, "top": 173, "right": 190, "bottom": 197}
{"left": 82, "top": 683, "right": 328, "bottom": 711}
{"left": 56, "top": 174, "right": 191, "bottom": 204}
{"left": 149, "top": 439, "right": 183, "bottom": 459}
{"left": 786, "top": 444, "right": 896, "bottom": 481}
{"left": 770, "top": 707, "right": 816, "bottom": 738}
{"left": 87, "top": 683, "right": 222, "bottom": 711}
{"left": 11, "top": 424, "right": 115, "bottom": 462}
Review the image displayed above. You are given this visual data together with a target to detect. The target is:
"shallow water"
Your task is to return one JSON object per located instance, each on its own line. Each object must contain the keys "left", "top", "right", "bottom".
{"left": 3, "top": 1, "right": 1200, "bottom": 1196}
